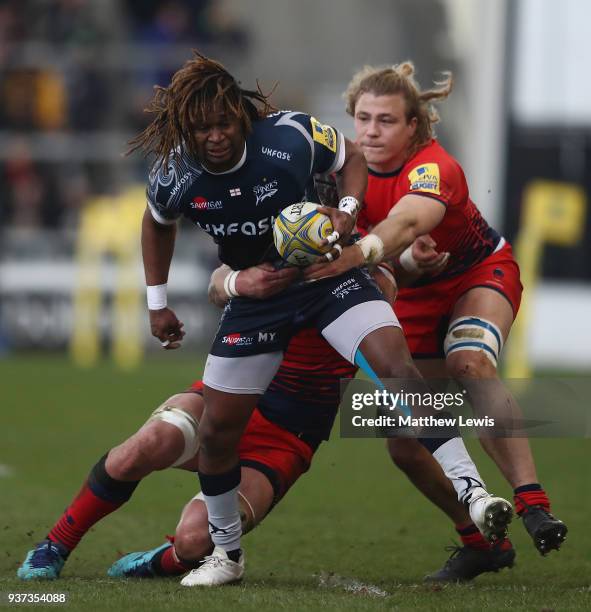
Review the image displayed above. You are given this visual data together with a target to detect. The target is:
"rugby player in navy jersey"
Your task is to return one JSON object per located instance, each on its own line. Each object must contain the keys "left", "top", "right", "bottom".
{"left": 17, "top": 53, "right": 512, "bottom": 583}
{"left": 130, "top": 51, "right": 472, "bottom": 585}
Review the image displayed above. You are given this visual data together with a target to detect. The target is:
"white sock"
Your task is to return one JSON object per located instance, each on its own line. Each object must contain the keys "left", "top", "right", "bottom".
{"left": 201, "top": 484, "right": 242, "bottom": 552}
{"left": 432, "top": 437, "right": 487, "bottom": 504}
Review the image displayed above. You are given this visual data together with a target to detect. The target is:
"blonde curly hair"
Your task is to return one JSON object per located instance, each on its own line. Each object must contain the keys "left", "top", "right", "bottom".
{"left": 344, "top": 62, "right": 453, "bottom": 157}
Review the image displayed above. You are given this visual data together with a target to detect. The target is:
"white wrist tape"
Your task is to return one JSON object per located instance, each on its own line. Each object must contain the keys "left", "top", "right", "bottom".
{"left": 147, "top": 283, "right": 167, "bottom": 310}
{"left": 399, "top": 246, "right": 421, "bottom": 273}
{"left": 223, "top": 270, "right": 241, "bottom": 298}
{"left": 357, "top": 234, "right": 384, "bottom": 264}
{"left": 338, "top": 196, "right": 360, "bottom": 216}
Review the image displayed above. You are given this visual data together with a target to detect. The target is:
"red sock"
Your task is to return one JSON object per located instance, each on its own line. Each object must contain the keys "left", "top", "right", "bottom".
{"left": 158, "top": 547, "right": 194, "bottom": 576}
{"left": 513, "top": 484, "right": 550, "bottom": 515}
{"left": 455, "top": 522, "right": 490, "bottom": 551}
{"left": 47, "top": 480, "right": 122, "bottom": 552}
{"left": 151, "top": 537, "right": 206, "bottom": 576}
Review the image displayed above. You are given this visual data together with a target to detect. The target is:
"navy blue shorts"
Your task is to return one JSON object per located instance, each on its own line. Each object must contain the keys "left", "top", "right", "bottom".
{"left": 210, "top": 268, "right": 388, "bottom": 358}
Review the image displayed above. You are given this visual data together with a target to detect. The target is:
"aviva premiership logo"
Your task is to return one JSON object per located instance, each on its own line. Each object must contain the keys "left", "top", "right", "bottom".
{"left": 408, "top": 163, "right": 440, "bottom": 195}
{"left": 310, "top": 117, "right": 337, "bottom": 153}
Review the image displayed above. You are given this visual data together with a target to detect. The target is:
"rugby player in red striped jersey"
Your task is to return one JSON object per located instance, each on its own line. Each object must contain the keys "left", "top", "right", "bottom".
{"left": 305, "top": 61, "right": 567, "bottom": 579}
{"left": 17, "top": 261, "right": 507, "bottom": 583}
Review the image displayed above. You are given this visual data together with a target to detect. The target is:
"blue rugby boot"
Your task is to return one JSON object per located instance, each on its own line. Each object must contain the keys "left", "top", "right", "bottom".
{"left": 107, "top": 542, "right": 172, "bottom": 578}
{"left": 17, "top": 539, "right": 68, "bottom": 581}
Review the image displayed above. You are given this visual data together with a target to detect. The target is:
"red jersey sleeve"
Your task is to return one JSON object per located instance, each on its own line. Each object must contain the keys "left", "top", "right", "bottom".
{"left": 403, "top": 150, "right": 464, "bottom": 207}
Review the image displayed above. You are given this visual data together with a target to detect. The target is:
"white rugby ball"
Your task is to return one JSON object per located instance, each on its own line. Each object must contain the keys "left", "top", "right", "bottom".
{"left": 273, "top": 202, "right": 333, "bottom": 267}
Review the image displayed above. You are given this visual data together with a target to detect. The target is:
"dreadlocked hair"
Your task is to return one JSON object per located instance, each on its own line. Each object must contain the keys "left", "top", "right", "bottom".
{"left": 128, "top": 51, "right": 277, "bottom": 168}
{"left": 344, "top": 61, "right": 453, "bottom": 158}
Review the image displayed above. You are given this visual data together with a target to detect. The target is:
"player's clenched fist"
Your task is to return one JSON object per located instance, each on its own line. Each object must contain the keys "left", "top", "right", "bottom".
{"left": 149, "top": 307, "right": 185, "bottom": 349}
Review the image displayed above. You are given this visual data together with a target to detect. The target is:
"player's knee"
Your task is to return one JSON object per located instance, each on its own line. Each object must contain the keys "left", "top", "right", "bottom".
{"left": 444, "top": 316, "right": 503, "bottom": 378}
{"left": 198, "top": 415, "right": 241, "bottom": 456}
{"left": 388, "top": 356, "right": 421, "bottom": 379}
{"left": 446, "top": 350, "right": 497, "bottom": 379}
{"left": 174, "top": 526, "right": 213, "bottom": 562}
{"left": 145, "top": 402, "right": 200, "bottom": 468}
{"left": 109, "top": 428, "right": 171, "bottom": 478}
{"left": 372, "top": 355, "right": 419, "bottom": 380}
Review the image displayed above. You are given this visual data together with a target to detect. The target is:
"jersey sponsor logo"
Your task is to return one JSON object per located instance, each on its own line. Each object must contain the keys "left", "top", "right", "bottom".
{"left": 331, "top": 277, "right": 362, "bottom": 300}
{"left": 408, "top": 163, "right": 440, "bottom": 195}
{"left": 261, "top": 146, "right": 292, "bottom": 161}
{"left": 258, "top": 331, "right": 277, "bottom": 343}
{"left": 229, "top": 187, "right": 241, "bottom": 196}
{"left": 310, "top": 117, "right": 337, "bottom": 152}
{"left": 170, "top": 171, "right": 194, "bottom": 197}
{"left": 191, "top": 196, "right": 223, "bottom": 210}
{"left": 222, "top": 333, "right": 254, "bottom": 347}
{"left": 253, "top": 179, "right": 279, "bottom": 206}
{"left": 197, "top": 216, "right": 275, "bottom": 237}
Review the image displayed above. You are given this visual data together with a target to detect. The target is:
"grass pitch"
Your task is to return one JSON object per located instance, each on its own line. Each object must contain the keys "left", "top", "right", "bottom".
{"left": 1, "top": 355, "right": 590, "bottom": 610}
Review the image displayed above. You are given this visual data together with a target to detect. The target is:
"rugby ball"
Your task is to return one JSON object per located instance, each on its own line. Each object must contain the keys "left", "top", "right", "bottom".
{"left": 273, "top": 202, "right": 333, "bottom": 267}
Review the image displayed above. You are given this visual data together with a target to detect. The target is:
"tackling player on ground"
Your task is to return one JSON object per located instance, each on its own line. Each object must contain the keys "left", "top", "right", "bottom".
{"left": 18, "top": 263, "right": 512, "bottom": 584}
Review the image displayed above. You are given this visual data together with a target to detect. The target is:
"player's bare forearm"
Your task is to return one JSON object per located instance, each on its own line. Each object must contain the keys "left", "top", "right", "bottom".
{"left": 336, "top": 138, "right": 368, "bottom": 204}
{"left": 371, "top": 194, "right": 447, "bottom": 260}
{"left": 141, "top": 207, "right": 177, "bottom": 285}
{"left": 372, "top": 211, "right": 420, "bottom": 260}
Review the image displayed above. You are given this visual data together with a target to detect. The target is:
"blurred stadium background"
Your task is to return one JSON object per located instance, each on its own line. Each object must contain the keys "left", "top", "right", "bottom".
{"left": 1, "top": 1, "right": 590, "bottom": 608}
{"left": 1, "top": 0, "right": 590, "bottom": 370}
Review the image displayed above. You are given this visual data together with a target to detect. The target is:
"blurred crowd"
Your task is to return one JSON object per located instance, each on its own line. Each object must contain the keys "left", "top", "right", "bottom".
{"left": 0, "top": 0, "right": 248, "bottom": 234}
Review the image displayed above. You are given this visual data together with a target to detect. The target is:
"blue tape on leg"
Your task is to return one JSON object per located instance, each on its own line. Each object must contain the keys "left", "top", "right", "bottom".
{"left": 353, "top": 349, "right": 411, "bottom": 417}
{"left": 354, "top": 349, "right": 385, "bottom": 389}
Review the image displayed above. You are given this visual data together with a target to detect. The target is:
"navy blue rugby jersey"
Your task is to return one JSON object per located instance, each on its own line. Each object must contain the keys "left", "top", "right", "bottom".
{"left": 147, "top": 111, "right": 346, "bottom": 270}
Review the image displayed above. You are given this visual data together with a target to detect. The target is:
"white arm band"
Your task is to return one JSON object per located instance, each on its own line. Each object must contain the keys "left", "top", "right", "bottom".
{"left": 356, "top": 234, "right": 384, "bottom": 264}
{"left": 398, "top": 246, "right": 421, "bottom": 273}
{"left": 223, "top": 270, "right": 241, "bottom": 298}
{"left": 338, "top": 196, "right": 360, "bottom": 216}
{"left": 147, "top": 283, "right": 168, "bottom": 310}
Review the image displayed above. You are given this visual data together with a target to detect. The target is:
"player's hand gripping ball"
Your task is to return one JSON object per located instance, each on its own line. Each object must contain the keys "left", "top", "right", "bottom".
{"left": 273, "top": 202, "right": 334, "bottom": 267}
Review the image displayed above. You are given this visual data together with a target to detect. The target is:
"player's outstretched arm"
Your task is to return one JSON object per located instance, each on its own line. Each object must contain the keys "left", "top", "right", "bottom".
{"left": 369, "top": 194, "right": 446, "bottom": 260}
{"left": 304, "top": 194, "right": 445, "bottom": 280}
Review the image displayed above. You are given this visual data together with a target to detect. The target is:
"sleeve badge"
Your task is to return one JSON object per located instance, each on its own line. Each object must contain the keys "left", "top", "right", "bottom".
{"left": 310, "top": 116, "right": 337, "bottom": 152}
{"left": 408, "top": 163, "right": 441, "bottom": 195}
